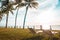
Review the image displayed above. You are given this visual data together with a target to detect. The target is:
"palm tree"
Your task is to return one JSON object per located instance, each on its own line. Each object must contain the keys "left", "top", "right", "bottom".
{"left": 14, "top": 0, "right": 22, "bottom": 28}
{"left": 14, "top": 0, "right": 26, "bottom": 28}
{"left": 0, "top": 0, "right": 9, "bottom": 28}
{"left": 0, "top": 0, "right": 14, "bottom": 28}
{"left": 23, "top": 0, "right": 38, "bottom": 29}
{"left": 5, "top": 3, "right": 14, "bottom": 28}
{"left": 14, "top": 7, "right": 19, "bottom": 28}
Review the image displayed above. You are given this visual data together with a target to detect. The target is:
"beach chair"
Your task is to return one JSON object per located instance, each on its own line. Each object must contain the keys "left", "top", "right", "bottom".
{"left": 28, "top": 28, "right": 36, "bottom": 34}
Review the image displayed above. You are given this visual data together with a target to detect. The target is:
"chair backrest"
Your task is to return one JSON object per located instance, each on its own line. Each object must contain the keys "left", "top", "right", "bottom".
{"left": 43, "top": 30, "right": 53, "bottom": 35}
{"left": 28, "top": 28, "right": 36, "bottom": 34}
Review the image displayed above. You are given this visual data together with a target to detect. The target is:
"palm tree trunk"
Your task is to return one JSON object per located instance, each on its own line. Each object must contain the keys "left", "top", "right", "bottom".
{"left": 6, "top": 13, "right": 9, "bottom": 28}
{"left": 23, "top": 6, "right": 28, "bottom": 29}
{"left": 14, "top": 8, "right": 19, "bottom": 28}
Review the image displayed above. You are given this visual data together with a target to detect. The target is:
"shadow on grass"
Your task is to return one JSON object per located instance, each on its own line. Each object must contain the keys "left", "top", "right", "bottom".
{"left": 22, "top": 36, "right": 44, "bottom": 40}
{"left": 52, "top": 37, "right": 59, "bottom": 40}
{"left": 22, "top": 35, "right": 60, "bottom": 40}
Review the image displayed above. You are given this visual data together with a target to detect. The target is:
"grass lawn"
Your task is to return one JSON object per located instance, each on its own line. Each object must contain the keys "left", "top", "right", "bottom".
{"left": 0, "top": 28, "right": 39, "bottom": 40}
{"left": 0, "top": 28, "right": 60, "bottom": 40}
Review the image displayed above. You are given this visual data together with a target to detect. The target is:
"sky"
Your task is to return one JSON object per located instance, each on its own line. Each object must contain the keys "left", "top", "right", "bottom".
{"left": 0, "top": 0, "right": 60, "bottom": 30}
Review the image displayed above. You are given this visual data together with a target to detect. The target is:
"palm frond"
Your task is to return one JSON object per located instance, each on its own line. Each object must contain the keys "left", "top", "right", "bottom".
{"left": 15, "top": 0, "right": 22, "bottom": 4}
{"left": 20, "top": 3, "right": 27, "bottom": 6}
{"left": 24, "top": 0, "right": 34, "bottom": 2}
{"left": 0, "top": 16, "right": 2, "bottom": 21}
{"left": 16, "top": 3, "right": 27, "bottom": 9}
{"left": 0, "top": 14, "right": 3, "bottom": 21}
{"left": 0, "top": 3, "right": 14, "bottom": 21}
{"left": 28, "top": 5, "right": 32, "bottom": 8}
{"left": 10, "top": 10, "right": 14, "bottom": 15}
{"left": 31, "top": 1, "right": 38, "bottom": 8}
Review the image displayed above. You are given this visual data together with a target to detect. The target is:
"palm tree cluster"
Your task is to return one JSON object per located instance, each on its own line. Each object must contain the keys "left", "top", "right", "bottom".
{"left": 0, "top": 0, "right": 38, "bottom": 29}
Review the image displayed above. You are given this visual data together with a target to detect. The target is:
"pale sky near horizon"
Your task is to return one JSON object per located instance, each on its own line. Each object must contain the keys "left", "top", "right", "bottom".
{"left": 0, "top": 0, "right": 60, "bottom": 29}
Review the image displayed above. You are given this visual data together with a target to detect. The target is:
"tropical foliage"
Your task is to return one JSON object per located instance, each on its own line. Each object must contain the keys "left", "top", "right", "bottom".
{"left": 0, "top": 0, "right": 14, "bottom": 28}
{"left": 22, "top": 0, "right": 38, "bottom": 29}
{"left": 0, "top": 0, "right": 38, "bottom": 29}
{"left": 14, "top": 0, "right": 38, "bottom": 28}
